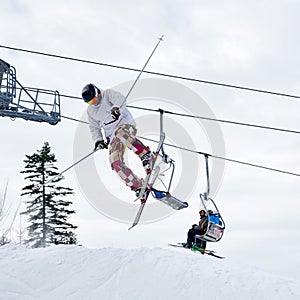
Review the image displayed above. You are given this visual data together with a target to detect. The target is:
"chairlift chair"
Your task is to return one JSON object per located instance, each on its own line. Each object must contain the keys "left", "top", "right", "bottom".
{"left": 149, "top": 110, "right": 188, "bottom": 210}
{"left": 194, "top": 154, "right": 225, "bottom": 244}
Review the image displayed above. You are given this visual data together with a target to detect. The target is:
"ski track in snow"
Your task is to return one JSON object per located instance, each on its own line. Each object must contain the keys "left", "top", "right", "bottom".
{"left": 0, "top": 244, "right": 299, "bottom": 300}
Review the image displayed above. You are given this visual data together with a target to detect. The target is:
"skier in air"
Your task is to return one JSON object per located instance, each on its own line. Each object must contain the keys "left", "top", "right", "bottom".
{"left": 82, "top": 83, "right": 153, "bottom": 196}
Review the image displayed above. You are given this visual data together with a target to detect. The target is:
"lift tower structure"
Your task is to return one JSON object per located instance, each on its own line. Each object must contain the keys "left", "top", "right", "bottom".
{"left": 0, "top": 58, "right": 60, "bottom": 125}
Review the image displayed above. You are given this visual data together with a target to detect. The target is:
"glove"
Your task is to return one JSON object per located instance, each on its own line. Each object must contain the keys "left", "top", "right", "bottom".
{"left": 111, "top": 107, "right": 120, "bottom": 120}
{"left": 94, "top": 140, "right": 108, "bottom": 151}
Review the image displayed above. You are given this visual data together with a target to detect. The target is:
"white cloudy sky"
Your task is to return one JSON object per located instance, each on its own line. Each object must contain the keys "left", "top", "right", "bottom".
{"left": 1, "top": 0, "right": 300, "bottom": 279}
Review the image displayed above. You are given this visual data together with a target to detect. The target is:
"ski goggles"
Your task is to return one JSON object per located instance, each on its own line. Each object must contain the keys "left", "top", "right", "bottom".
{"left": 86, "top": 96, "right": 98, "bottom": 105}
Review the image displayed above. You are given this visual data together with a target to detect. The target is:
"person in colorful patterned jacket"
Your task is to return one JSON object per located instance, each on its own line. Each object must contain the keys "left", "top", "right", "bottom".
{"left": 82, "top": 83, "right": 153, "bottom": 196}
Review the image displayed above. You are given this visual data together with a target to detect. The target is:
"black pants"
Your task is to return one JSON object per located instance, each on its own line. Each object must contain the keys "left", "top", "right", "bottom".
{"left": 187, "top": 228, "right": 207, "bottom": 249}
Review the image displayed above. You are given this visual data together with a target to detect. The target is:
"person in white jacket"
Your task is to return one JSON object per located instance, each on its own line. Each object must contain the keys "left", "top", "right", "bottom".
{"left": 82, "top": 83, "right": 153, "bottom": 196}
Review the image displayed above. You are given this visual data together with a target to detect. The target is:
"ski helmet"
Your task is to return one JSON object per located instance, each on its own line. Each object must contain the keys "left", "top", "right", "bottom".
{"left": 82, "top": 83, "right": 99, "bottom": 102}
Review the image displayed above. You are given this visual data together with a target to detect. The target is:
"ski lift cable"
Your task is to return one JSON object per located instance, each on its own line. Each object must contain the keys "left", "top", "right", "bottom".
{"left": 60, "top": 112, "right": 300, "bottom": 178}
{"left": 61, "top": 115, "right": 89, "bottom": 125}
{"left": 57, "top": 116, "right": 300, "bottom": 177}
{"left": 2, "top": 57, "right": 299, "bottom": 134}
{"left": 138, "top": 136, "right": 300, "bottom": 178}
{"left": 161, "top": 109, "right": 300, "bottom": 135}
{"left": 128, "top": 105, "right": 300, "bottom": 135}
{"left": 1, "top": 44, "right": 300, "bottom": 101}
{"left": 61, "top": 102, "right": 300, "bottom": 136}
{"left": 61, "top": 112, "right": 300, "bottom": 178}
{"left": 3, "top": 45, "right": 298, "bottom": 177}
{"left": 59, "top": 107, "right": 300, "bottom": 178}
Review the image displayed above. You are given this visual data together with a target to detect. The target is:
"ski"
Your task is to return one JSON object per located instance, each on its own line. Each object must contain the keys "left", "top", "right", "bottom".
{"left": 168, "top": 243, "right": 225, "bottom": 259}
{"left": 128, "top": 133, "right": 166, "bottom": 230}
{"left": 168, "top": 243, "right": 216, "bottom": 252}
{"left": 199, "top": 251, "right": 225, "bottom": 259}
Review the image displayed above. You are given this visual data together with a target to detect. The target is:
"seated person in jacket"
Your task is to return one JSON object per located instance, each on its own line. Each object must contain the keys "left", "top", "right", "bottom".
{"left": 184, "top": 209, "right": 208, "bottom": 249}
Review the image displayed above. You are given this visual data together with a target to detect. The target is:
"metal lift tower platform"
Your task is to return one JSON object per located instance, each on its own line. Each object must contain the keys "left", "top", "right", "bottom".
{"left": 0, "top": 58, "right": 61, "bottom": 125}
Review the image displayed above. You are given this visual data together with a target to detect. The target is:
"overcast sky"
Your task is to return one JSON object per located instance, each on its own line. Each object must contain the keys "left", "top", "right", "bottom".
{"left": 1, "top": 0, "right": 300, "bottom": 279}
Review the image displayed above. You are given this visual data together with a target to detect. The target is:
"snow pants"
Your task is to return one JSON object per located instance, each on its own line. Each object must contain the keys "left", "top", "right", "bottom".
{"left": 109, "top": 124, "right": 149, "bottom": 192}
{"left": 187, "top": 227, "right": 207, "bottom": 249}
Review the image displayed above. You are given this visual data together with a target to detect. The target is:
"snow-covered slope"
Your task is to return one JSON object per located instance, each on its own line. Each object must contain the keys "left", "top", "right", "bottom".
{"left": 0, "top": 244, "right": 299, "bottom": 300}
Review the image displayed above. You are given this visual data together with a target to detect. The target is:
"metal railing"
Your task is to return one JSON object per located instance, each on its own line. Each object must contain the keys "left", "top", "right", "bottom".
{"left": 0, "top": 58, "right": 60, "bottom": 125}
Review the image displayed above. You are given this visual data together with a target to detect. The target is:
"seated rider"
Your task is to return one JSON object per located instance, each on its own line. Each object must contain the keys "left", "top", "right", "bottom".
{"left": 184, "top": 210, "right": 208, "bottom": 250}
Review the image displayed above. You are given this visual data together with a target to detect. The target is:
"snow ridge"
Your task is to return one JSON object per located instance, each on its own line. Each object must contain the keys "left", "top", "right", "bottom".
{"left": 0, "top": 244, "right": 299, "bottom": 300}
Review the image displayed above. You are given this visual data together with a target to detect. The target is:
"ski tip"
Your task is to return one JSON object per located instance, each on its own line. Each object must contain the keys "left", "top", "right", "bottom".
{"left": 128, "top": 224, "right": 137, "bottom": 231}
{"left": 207, "top": 253, "right": 225, "bottom": 259}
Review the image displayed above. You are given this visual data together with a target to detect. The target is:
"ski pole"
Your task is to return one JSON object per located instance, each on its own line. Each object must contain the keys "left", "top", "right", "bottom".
{"left": 124, "top": 35, "right": 164, "bottom": 104}
{"left": 105, "top": 34, "right": 164, "bottom": 125}
{"left": 45, "top": 149, "right": 99, "bottom": 184}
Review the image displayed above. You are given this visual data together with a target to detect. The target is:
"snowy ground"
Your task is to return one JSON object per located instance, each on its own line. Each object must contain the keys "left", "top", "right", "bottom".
{"left": 0, "top": 244, "right": 299, "bottom": 300}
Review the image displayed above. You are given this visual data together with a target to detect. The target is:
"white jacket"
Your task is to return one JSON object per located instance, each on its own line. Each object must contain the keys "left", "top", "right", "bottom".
{"left": 87, "top": 88, "right": 136, "bottom": 143}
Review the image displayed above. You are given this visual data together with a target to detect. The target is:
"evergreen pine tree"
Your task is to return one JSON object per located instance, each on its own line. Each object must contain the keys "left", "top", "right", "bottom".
{"left": 20, "top": 142, "right": 77, "bottom": 248}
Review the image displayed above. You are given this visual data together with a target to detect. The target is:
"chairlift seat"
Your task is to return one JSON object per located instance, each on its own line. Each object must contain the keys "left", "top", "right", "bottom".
{"left": 194, "top": 221, "right": 224, "bottom": 243}
{"left": 196, "top": 194, "right": 226, "bottom": 243}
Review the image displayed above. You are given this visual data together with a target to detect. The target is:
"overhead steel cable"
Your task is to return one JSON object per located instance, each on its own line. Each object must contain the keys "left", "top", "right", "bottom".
{"left": 2, "top": 44, "right": 298, "bottom": 177}
{"left": 60, "top": 115, "right": 300, "bottom": 178}
{"left": 128, "top": 105, "right": 300, "bottom": 135}
{"left": 61, "top": 115, "right": 89, "bottom": 124}
{"left": 138, "top": 136, "right": 300, "bottom": 178}
{"left": 1, "top": 44, "right": 300, "bottom": 100}
{"left": 23, "top": 91, "right": 300, "bottom": 136}
{"left": 60, "top": 97, "right": 300, "bottom": 135}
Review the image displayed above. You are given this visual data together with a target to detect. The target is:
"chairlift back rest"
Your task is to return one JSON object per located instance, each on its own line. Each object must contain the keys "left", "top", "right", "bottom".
{"left": 209, "top": 214, "right": 221, "bottom": 225}
{"left": 206, "top": 222, "right": 224, "bottom": 241}
{"left": 195, "top": 221, "right": 224, "bottom": 243}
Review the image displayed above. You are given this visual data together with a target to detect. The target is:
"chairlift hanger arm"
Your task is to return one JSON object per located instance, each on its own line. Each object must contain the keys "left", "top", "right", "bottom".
{"left": 204, "top": 154, "right": 210, "bottom": 199}
{"left": 159, "top": 108, "right": 169, "bottom": 161}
